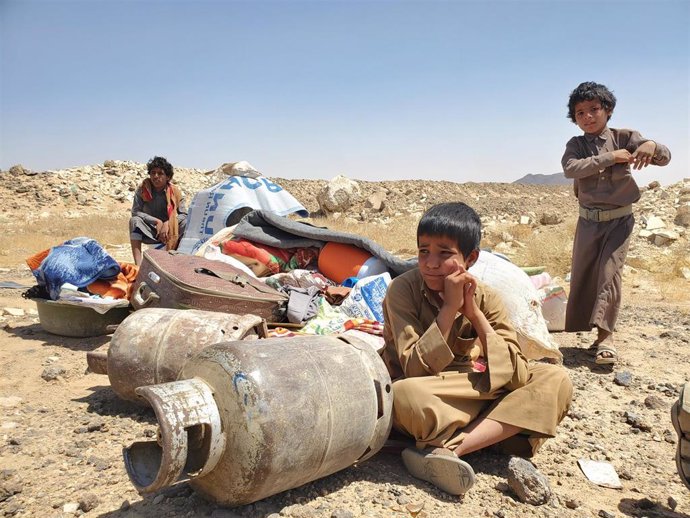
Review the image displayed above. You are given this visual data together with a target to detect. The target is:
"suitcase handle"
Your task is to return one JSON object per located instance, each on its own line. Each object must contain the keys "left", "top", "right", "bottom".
{"left": 193, "top": 267, "right": 280, "bottom": 296}
{"left": 133, "top": 282, "right": 161, "bottom": 308}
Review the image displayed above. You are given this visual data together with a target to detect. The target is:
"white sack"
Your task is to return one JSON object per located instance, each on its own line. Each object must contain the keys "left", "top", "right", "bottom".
{"left": 469, "top": 251, "right": 561, "bottom": 361}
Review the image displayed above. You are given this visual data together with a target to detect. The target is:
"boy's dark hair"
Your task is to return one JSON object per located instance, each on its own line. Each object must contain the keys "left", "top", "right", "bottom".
{"left": 567, "top": 81, "right": 616, "bottom": 123}
{"left": 417, "top": 202, "right": 481, "bottom": 257}
{"left": 147, "top": 156, "right": 174, "bottom": 179}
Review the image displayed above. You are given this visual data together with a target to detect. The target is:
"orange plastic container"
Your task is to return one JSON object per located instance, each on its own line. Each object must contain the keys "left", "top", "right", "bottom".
{"left": 318, "top": 242, "right": 373, "bottom": 284}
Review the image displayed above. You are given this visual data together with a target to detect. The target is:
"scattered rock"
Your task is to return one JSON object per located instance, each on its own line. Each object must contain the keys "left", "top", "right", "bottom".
{"left": 0, "top": 396, "right": 22, "bottom": 408}
{"left": 644, "top": 395, "right": 665, "bottom": 410}
{"left": 644, "top": 215, "right": 666, "bottom": 230}
{"left": 1, "top": 307, "right": 25, "bottom": 317}
{"left": 506, "top": 457, "right": 551, "bottom": 505}
{"left": 625, "top": 412, "right": 653, "bottom": 432}
{"left": 62, "top": 502, "right": 79, "bottom": 514}
{"left": 40, "top": 365, "right": 66, "bottom": 381}
{"left": 614, "top": 371, "right": 633, "bottom": 387}
{"left": 598, "top": 510, "right": 615, "bottom": 518}
{"left": 0, "top": 480, "right": 23, "bottom": 502}
{"left": 652, "top": 230, "right": 679, "bottom": 246}
{"left": 365, "top": 191, "right": 386, "bottom": 211}
{"left": 540, "top": 212, "right": 563, "bottom": 225}
{"left": 564, "top": 498, "right": 580, "bottom": 509}
{"left": 78, "top": 493, "right": 100, "bottom": 512}
{"left": 675, "top": 204, "right": 690, "bottom": 227}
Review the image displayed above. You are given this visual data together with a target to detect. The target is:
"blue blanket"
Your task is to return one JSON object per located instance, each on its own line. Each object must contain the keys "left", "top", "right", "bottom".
{"left": 32, "top": 238, "right": 121, "bottom": 300}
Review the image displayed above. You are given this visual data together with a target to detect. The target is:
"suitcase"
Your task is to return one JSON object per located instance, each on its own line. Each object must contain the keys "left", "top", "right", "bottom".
{"left": 131, "top": 249, "right": 288, "bottom": 322}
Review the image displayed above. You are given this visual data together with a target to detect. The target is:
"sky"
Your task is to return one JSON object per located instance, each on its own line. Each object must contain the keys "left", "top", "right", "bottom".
{"left": 1, "top": 0, "right": 688, "bottom": 184}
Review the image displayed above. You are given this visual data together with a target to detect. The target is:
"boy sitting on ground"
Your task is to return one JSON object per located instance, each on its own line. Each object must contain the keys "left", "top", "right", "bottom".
{"left": 382, "top": 202, "right": 573, "bottom": 495}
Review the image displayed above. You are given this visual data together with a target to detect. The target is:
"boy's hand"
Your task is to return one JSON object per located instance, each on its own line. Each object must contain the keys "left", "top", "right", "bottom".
{"left": 631, "top": 141, "right": 656, "bottom": 170}
{"left": 157, "top": 220, "right": 170, "bottom": 242}
{"left": 460, "top": 273, "right": 480, "bottom": 322}
{"left": 440, "top": 260, "right": 478, "bottom": 316}
{"left": 440, "top": 261, "right": 466, "bottom": 312}
{"left": 612, "top": 149, "right": 633, "bottom": 164}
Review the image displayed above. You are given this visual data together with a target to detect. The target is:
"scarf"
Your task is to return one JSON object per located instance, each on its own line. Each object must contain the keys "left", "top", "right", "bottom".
{"left": 141, "top": 178, "right": 182, "bottom": 250}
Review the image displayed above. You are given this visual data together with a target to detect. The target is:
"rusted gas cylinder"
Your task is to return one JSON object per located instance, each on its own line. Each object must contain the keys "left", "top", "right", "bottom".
{"left": 123, "top": 334, "right": 392, "bottom": 507}
{"left": 102, "top": 308, "right": 266, "bottom": 402}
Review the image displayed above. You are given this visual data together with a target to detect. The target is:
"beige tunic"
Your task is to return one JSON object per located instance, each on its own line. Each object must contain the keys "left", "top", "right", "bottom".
{"left": 382, "top": 269, "right": 573, "bottom": 454}
{"left": 561, "top": 127, "right": 671, "bottom": 332}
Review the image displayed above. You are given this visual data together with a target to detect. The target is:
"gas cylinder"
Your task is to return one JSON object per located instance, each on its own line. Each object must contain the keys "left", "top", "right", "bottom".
{"left": 123, "top": 333, "right": 392, "bottom": 506}
{"left": 88, "top": 308, "right": 266, "bottom": 402}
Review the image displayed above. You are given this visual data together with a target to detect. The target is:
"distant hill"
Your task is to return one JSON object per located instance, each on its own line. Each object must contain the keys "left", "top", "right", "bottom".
{"left": 513, "top": 172, "right": 571, "bottom": 185}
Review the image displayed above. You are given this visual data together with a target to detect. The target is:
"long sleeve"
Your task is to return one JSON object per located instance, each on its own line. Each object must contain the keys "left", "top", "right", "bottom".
{"left": 382, "top": 277, "right": 454, "bottom": 378}
{"left": 562, "top": 137, "right": 615, "bottom": 179}
{"left": 131, "top": 188, "right": 159, "bottom": 225}
{"left": 382, "top": 270, "right": 529, "bottom": 393}
{"left": 625, "top": 130, "right": 672, "bottom": 166}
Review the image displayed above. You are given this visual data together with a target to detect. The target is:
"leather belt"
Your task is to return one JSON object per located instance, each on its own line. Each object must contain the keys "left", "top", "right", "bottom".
{"left": 578, "top": 204, "right": 633, "bottom": 222}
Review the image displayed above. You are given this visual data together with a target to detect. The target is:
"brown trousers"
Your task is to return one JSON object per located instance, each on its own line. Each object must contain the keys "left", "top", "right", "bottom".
{"left": 392, "top": 362, "right": 573, "bottom": 456}
{"left": 565, "top": 214, "right": 634, "bottom": 333}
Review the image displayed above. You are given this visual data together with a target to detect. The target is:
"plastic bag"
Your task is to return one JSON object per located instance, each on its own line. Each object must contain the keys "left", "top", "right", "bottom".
{"left": 340, "top": 272, "right": 391, "bottom": 323}
{"left": 539, "top": 284, "right": 567, "bottom": 332}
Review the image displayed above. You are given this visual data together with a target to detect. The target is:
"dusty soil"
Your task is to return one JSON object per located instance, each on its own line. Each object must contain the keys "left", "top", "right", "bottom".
{"left": 1, "top": 169, "right": 690, "bottom": 518}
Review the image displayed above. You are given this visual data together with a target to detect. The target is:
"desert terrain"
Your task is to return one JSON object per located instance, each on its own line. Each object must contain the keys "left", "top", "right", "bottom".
{"left": 1, "top": 161, "right": 689, "bottom": 518}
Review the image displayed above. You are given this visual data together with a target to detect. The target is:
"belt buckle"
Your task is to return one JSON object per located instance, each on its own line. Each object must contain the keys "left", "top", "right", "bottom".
{"left": 587, "top": 208, "right": 601, "bottom": 222}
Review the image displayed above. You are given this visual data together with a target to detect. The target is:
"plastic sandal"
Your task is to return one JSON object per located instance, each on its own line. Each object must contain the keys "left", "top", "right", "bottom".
{"left": 401, "top": 447, "right": 475, "bottom": 495}
{"left": 594, "top": 343, "right": 617, "bottom": 365}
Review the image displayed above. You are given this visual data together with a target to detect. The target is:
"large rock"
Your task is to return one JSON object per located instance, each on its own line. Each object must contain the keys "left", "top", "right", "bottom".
{"left": 507, "top": 457, "right": 552, "bottom": 505}
{"left": 316, "top": 175, "right": 361, "bottom": 214}
{"left": 675, "top": 204, "right": 690, "bottom": 227}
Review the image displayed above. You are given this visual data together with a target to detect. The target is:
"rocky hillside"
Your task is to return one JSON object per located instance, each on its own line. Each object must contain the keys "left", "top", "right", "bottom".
{"left": 514, "top": 173, "right": 570, "bottom": 185}
{"left": 1, "top": 161, "right": 688, "bottom": 277}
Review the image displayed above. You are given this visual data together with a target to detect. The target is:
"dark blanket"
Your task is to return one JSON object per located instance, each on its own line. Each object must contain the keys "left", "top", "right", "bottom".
{"left": 233, "top": 210, "right": 417, "bottom": 277}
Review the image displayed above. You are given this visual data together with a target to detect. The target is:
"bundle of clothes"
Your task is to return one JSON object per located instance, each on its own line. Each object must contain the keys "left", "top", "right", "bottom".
{"left": 25, "top": 237, "right": 138, "bottom": 312}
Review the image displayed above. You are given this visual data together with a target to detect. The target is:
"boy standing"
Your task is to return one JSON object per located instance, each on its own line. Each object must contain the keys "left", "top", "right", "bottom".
{"left": 382, "top": 202, "right": 572, "bottom": 495}
{"left": 562, "top": 82, "right": 671, "bottom": 364}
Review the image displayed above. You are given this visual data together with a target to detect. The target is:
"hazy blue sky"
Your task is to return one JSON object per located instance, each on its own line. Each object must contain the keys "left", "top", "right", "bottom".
{"left": 1, "top": 0, "right": 688, "bottom": 184}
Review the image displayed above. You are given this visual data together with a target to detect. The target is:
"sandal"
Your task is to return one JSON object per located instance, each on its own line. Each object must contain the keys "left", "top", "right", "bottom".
{"left": 671, "top": 383, "right": 690, "bottom": 491}
{"left": 593, "top": 342, "right": 617, "bottom": 365}
{"left": 401, "top": 447, "right": 475, "bottom": 495}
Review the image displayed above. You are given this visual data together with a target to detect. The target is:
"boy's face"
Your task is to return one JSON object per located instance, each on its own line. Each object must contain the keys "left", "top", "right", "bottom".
{"left": 574, "top": 99, "right": 610, "bottom": 135}
{"left": 417, "top": 234, "right": 477, "bottom": 292}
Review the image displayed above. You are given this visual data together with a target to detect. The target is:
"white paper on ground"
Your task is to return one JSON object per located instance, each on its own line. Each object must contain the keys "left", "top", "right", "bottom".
{"left": 577, "top": 459, "right": 622, "bottom": 489}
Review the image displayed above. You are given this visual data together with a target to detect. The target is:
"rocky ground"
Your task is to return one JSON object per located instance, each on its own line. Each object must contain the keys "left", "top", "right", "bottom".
{"left": 1, "top": 161, "right": 690, "bottom": 518}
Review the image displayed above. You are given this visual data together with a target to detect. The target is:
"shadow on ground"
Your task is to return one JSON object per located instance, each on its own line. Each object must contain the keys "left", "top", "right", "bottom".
{"left": 560, "top": 346, "right": 615, "bottom": 374}
{"left": 73, "top": 385, "right": 155, "bottom": 421}
{"left": 4, "top": 322, "right": 111, "bottom": 351}
{"left": 618, "top": 496, "right": 690, "bottom": 517}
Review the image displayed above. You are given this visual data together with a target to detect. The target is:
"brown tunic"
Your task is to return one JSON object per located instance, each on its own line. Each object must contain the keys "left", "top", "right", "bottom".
{"left": 382, "top": 269, "right": 572, "bottom": 454}
{"left": 561, "top": 127, "right": 671, "bottom": 332}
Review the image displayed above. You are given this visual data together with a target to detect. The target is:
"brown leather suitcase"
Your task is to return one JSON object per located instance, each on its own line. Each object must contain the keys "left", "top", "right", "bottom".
{"left": 131, "top": 249, "right": 287, "bottom": 322}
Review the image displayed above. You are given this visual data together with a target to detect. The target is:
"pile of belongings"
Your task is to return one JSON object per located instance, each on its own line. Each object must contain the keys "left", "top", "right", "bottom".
{"left": 25, "top": 237, "right": 136, "bottom": 313}
{"left": 193, "top": 210, "right": 417, "bottom": 353}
